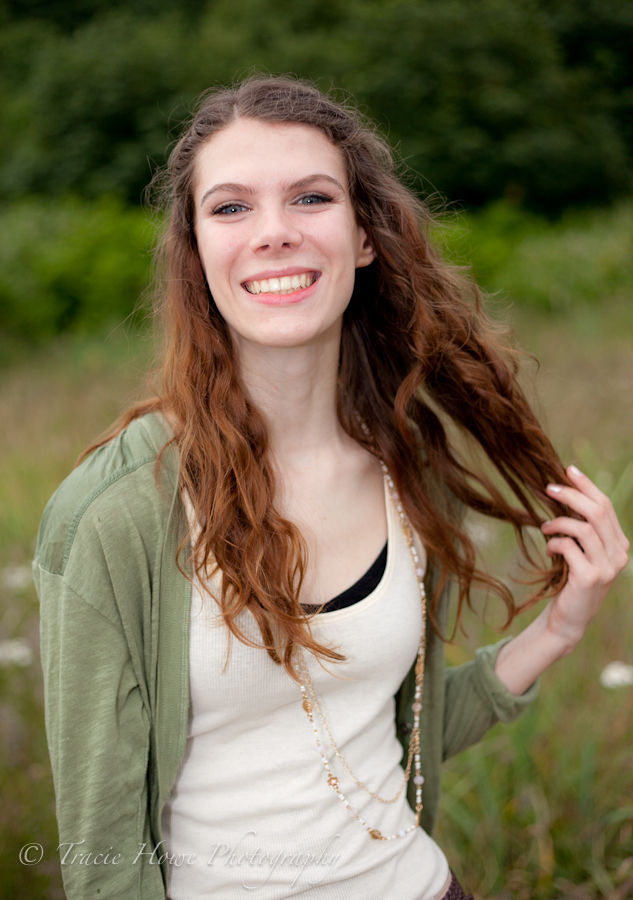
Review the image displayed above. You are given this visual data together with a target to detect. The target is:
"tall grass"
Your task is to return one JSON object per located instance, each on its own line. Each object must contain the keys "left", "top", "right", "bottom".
{"left": 0, "top": 210, "right": 631, "bottom": 898}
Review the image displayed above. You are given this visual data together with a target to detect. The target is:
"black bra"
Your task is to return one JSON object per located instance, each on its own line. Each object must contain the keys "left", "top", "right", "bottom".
{"left": 302, "top": 541, "right": 388, "bottom": 614}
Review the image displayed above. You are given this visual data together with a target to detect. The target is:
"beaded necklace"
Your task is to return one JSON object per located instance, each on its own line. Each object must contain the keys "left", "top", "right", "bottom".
{"left": 295, "top": 462, "right": 427, "bottom": 841}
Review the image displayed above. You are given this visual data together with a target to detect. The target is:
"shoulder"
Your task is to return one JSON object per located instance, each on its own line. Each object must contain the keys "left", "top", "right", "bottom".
{"left": 34, "top": 412, "right": 179, "bottom": 578}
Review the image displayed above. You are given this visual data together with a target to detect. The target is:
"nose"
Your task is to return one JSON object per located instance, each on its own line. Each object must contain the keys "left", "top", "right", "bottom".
{"left": 249, "top": 201, "right": 303, "bottom": 255}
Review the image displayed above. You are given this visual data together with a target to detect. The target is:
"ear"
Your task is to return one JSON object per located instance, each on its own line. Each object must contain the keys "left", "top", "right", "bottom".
{"left": 355, "top": 225, "right": 376, "bottom": 269}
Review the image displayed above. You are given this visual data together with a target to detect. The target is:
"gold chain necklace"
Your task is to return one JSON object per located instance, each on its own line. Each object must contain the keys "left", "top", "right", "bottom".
{"left": 295, "top": 462, "right": 427, "bottom": 841}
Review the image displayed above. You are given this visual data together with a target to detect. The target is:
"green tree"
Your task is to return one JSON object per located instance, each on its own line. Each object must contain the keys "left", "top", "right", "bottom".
{"left": 0, "top": 0, "right": 631, "bottom": 210}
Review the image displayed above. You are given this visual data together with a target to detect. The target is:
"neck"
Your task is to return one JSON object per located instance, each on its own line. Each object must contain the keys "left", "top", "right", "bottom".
{"left": 231, "top": 322, "right": 349, "bottom": 469}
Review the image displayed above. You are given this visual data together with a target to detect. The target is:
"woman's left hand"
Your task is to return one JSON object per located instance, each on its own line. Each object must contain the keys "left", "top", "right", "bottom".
{"left": 541, "top": 465, "right": 630, "bottom": 651}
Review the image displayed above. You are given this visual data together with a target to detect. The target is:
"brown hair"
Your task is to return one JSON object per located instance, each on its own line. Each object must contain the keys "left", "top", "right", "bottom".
{"left": 78, "top": 74, "right": 572, "bottom": 680}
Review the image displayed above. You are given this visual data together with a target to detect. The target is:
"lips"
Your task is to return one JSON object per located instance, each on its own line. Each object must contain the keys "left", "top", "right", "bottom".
{"left": 242, "top": 271, "right": 320, "bottom": 296}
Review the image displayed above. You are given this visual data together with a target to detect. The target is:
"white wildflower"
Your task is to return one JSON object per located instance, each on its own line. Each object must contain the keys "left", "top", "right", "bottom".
{"left": 0, "top": 638, "right": 33, "bottom": 667}
{"left": 2, "top": 564, "right": 33, "bottom": 592}
{"left": 600, "top": 661, "right": 633, "bottom": 689}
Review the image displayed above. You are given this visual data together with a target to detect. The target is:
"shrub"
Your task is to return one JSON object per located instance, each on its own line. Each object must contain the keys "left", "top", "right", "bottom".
{"left": 462, "top": 201, "right": 633, "bottom": 312}
{"left": 0, "top": 196, "right": 152, "bottom": 342}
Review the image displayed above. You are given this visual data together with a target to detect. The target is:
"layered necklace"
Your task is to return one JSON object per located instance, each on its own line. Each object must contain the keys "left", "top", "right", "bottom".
{"left": 295, "top": 461, "right": 427, "bottom": 842}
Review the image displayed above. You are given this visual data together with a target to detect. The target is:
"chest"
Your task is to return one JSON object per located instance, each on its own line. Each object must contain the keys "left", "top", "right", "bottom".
{"left": 187, "top": 485, "right": 424, "bottom": 733}
{"left": 179, "top": 462, "right": 428, "bottom": 728}
{"left": 275, "top": 459, "right": 390, "bottom": 605}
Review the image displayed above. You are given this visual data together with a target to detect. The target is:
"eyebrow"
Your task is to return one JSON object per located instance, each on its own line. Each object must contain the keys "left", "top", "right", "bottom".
{"left": 199, "top": 174, "right": 345, "bottom": 208}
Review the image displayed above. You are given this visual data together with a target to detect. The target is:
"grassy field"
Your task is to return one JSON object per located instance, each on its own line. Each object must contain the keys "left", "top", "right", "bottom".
{"left": 0, "top": 293, "right": 632, "bottom": 898}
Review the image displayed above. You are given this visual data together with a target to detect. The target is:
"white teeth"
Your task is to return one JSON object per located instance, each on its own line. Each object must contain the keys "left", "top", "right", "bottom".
{"left": 244, "top": 272, "right": 317, "bottom": 295}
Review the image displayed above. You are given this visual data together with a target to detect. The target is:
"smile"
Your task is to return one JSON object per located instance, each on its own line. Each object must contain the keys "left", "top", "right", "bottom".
{"left": 242, "top": 272, "right": 320, "bottom": 295}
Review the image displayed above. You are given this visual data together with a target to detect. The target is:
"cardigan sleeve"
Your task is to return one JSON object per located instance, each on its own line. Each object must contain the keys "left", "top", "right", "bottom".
{"left": 442, "top": 637, "right": 540, "bottom": 761}
{"left": 35, "top": 565, "right": 165, "bottom": 899}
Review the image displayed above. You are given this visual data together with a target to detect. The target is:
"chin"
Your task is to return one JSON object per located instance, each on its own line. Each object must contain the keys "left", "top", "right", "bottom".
{"left": 236, "top": 318, "right": 338, "bottom": 350}
{"left": 256, "top": 331, "right": 323, "bottom": 349}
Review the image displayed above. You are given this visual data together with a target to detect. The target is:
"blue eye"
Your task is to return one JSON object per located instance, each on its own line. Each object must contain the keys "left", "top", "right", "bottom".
{"left": 213, "top": 203, "right": 249, "bottom": 215}
{"left": 296, "top": 194, "right": 332, "bottom": 205}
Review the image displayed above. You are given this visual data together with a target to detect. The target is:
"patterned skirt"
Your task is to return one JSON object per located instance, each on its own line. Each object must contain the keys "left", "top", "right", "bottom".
{"left": 442, "top": 869, "right": 474, "bottom": 900}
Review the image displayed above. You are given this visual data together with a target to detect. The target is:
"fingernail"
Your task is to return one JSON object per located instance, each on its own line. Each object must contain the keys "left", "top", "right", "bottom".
{"left": 547, "top": 484, "right": 563, "bottom": 493}
{"left": 569, "top": 465, "right": 583, "bottom": 476}
{"left": 541, "top": 520, "right": 553, "bottom": 528}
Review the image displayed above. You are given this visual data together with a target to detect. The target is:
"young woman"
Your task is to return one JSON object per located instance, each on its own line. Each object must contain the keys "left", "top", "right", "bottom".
{"left": 33, "top": 76, "right": 628, "bottom": 900}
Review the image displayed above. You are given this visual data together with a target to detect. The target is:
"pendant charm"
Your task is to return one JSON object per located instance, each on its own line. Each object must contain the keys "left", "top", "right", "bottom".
{"left": 369, "top": 829, "right": 385, "bottom": 840}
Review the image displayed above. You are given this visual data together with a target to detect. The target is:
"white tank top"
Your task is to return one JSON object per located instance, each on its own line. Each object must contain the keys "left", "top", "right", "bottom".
{"left": 161, "top": 479, "right": 450, "bottom": 899}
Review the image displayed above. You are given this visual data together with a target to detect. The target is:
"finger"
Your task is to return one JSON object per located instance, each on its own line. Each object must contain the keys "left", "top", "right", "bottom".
{"left": 545, "top": 535, "right": 594, "bottom": 578}
{"left": 545, "top": 482, "right": 622, "bottom": 556}
{"left": 566, "top": 466, "right": 629, "bottom": 550}
{"left": 541, "top": 516, "right": 608, "bottom": 566}
{"left": 546, "top": 534, "right": 622, "bottom": 595}
{"left": 566, "top": 465, "right": 610, "bottom": 505}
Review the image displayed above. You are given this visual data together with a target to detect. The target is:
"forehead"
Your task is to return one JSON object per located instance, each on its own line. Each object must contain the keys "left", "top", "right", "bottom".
{"left": 193, "top": 118, "right": 348, "bottom": 200}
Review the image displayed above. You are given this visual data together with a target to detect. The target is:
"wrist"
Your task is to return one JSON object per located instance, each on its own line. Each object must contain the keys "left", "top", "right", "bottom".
{"left": 493, "top": 605, "right": 576, "bottom": 696}
{"left": 542, "top": 602, "right": 584, "bottom": 657}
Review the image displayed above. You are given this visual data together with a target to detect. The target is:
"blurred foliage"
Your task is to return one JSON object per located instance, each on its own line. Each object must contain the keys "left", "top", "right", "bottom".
{"left": 450, "top": 200, "right": 633, "bottom": 313}
{"left": 0, "top": 0, "right": 631, "bottom": 211}
{"left": 0, "top": 196, "right": 152, "bottom": 344}
{"left": 2, "top": 194, "right": 632, "bottom": 344}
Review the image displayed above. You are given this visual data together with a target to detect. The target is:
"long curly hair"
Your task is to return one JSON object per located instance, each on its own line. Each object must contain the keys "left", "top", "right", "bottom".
{"left": 78, "top": 74, "right": 572, "bottom": 681}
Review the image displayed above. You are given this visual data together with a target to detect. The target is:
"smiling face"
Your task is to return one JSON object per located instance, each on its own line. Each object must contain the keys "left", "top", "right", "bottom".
{"left": 192, "top": 118, "right": 375, "bottom": 353}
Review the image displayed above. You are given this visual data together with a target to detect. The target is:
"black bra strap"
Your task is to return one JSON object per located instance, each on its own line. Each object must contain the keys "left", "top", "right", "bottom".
{"left": 302, "top": 541, "right": 388, "bottom": 614}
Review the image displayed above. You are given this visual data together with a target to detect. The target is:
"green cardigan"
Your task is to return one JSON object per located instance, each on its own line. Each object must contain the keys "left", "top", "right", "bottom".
{"left": 32, "top": 412, "right": 538, "bottom": 900}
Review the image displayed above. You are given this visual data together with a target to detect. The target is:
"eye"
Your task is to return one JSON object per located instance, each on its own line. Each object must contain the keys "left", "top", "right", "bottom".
{"left": 295, "top": 193, "right": 333, "bottom": 206}
{"left": 212, "top": 202, "right": 250, "bottom": 216}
